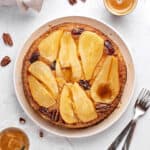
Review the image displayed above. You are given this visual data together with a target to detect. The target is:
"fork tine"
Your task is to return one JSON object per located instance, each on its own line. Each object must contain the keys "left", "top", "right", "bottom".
{"left": 136, "top": 88, "right": 147, "bottom": 104}
{"left": 146, "top": 101, "right": 150, "bottom": 109}
{"left": 143, "top": 90, "right": 150, "bottom": 100}
{"left": 138, "top": 93, "right": 150, "bottom": 111}
{"left": 144, "top": 97, "right": 150, "bottom": 110}
{"left": 137, "top": 89, "right": 150, "bottom": 104}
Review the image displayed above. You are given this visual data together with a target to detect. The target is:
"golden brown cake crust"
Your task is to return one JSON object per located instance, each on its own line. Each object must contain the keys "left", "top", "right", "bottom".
{"left": 22, "top": 23, "right": 127, "bottom": 129}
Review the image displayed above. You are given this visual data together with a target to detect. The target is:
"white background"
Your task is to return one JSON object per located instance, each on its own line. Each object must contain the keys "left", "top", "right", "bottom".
{"left": 0, "top": 0, "right": 150, "bottom": 150}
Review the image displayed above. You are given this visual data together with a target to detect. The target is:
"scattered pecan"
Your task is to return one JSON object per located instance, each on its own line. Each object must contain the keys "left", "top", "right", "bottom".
{"left": 19, "top": 117, "right": 26, "bottom": 124}
{"left": 79, "top": 80, "right": 91, "bottom": 90}
{"left": 71, "top": 28, "right": 84, "bottom": 35}
{"left": 95, "top": 103, "right": 111, "bottom": 113}
{"left": 104, "top": 40, "right": 115, "bottom": 55}
{"left": 39, "top": 130, "right": 44, "bottom": 138}
{"left": 29, "top": 51, "right": 40, "bottom": 63}
{"left": 0, "top": 56, "right": 11, "bottom": 67}
{"left": 2, "top": 33, "right": 13, "bottom": 46}
{"left": 50, "top": 60, "right": 56, "bottom": 70}
{"left": 68, "top": 0, "right": 77, "bottom": 5}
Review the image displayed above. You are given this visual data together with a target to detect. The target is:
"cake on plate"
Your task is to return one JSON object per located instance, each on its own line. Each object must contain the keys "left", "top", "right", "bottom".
{"left": 22, "top": 23, "right": 127, "bottom": 128}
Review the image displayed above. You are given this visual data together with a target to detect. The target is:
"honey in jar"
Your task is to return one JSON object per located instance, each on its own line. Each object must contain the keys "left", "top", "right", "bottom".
{"left": 104, "top": 0, "right": 137, "bottom": 15}
{"left": 0, "top": 128, "right": 29, "bottom": 150}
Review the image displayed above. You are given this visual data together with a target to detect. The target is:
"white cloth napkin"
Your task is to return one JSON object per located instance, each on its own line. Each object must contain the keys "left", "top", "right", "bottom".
{"left": 0, "top": 0, "right": 43, "bottom": 12}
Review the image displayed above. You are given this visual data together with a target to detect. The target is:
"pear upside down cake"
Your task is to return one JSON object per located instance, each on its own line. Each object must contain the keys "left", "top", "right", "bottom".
{"left": 22, "top": 23, "right": 127, "bottom": 128}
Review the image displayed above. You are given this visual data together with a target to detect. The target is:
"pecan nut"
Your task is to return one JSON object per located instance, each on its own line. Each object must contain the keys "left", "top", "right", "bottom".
{"left": 71, "top": 28, "right": 84, "bottom": 35}
{"left": 96, "top": 103, "right": 111, "bottom": 113}
{"left": 19, "top": 117, "right": 26, "bottom": 124}
{"left": 104, "top": 40, "right": 115, "bottom": 55}
{"left": 79, "top": 80, "right": 91, "bottom": 90}
{"left": 2, "top": 33, "right": 13, "bottom": 46}
{"left": 50, "top": 60, "right": 56, "bottom": 70}
{"left": 29, "top": 51, "right": 40, "bottom": 63}
{"left": 0, "top": 56, "right": 11, "bottom": 67}
{"left": 68, "top": 0, "right": 77, "bottom": 5}
{"left": 49, "top": 109, "right": 60, "bottom": 122}
{"left": 39, "top": 107, "right": 60, "bottom": 122}
{"left": 39, "top": 130, "right": 44, "bottom": 138}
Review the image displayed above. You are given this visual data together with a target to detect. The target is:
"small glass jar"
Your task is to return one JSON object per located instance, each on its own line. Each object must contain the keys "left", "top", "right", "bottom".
{"left": 0, "top": 127, "right": 29, "bottom": 150}
{"left": 104, "top": 0, "right": 138, "bottom": 16}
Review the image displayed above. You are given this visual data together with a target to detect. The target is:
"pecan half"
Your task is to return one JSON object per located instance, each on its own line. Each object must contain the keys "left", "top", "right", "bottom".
{"left": 50, "top": 60, "right": 56, "bottom": 70}
{"left": 39, "top": 130, "right": 44, "bottom": 138}
{"left": 79, "top": 80, "right": 91, "bottom": 90}
{"left": 2, "top": 33, "right": 13, "bottom": 46}
{"left": 39, "top": 107, "right": 49, "bottom": 115}
{"left": 0, "top": 56, "right": 11, "bottom": 67}
{"left": 68, "top": 0, "right": 77, "bottom": 5}
{"left": 39, "top": 107, "right": 60, "bottom": 122}
{"left": 71, "top": 28, "right": 84, "bottom": 35}
{"left": 49, "top": 109, "right": 60, "bottom": 122}
{"left": 19, "top": 117, "right": 26, "bottom": 124}
{"left": 104, "top": 40, "right": 115, "bottom": 55}
{"left": 29, "top": 51, "right": 40, "bottom": 63}
{"left": 95, "top": 103, "right": 111, "bottom": 113}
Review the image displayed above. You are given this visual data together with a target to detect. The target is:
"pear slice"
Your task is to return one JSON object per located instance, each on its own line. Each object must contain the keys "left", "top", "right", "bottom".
{"left": 59, "top": 32, "right": 72, "bottom": 67}
{"left": 28, "top": 61, "right": 58, "bottom": 99}
{"left": 38, "top": 30, "right": 63, "bottom": 61}
{"left": 28, "top": 75, "right": 56, "bottom": 107}
{"left": 59, "top": 31, "right": 82, "bottom": 80}
{"left": 70, "top": 83, "right": 97, "bottom": 123}
{"left": 60, "top": 85, "right": 78, "bottom": 124}
{"left": 69, "top": 37, "right": 82, "bottom": 81}
{"left": 79, "top": 31, "right": 104, "bottom": 80}
{"left": 56, "top": 60, "right": 64, "bottom": 78}
{"left": 108, "top": 56, "right": 120, "bottom": 100}
{"left": 91, "top": 56, "right": 120, "bottom": 103}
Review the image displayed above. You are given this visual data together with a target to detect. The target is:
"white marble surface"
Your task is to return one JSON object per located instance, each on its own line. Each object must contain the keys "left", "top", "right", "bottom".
{"left": 0, "top": 0, "right": 150, "bottom": 149}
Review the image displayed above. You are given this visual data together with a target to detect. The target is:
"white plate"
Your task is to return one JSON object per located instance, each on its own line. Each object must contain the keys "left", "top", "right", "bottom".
{"left": 14, "top": 16, "right": 135, "bottom": 138}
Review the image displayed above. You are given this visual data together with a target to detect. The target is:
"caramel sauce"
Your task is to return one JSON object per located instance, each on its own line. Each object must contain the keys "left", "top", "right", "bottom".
{"left": 62, "top": 68, "right": 72, "bottom": 82}
{"left": 105, "top": 0, "right": 136, "bottom": 15}
{"left": 97, "top": 83, "right": 112, "bottom": 99}
{"left": 0, "top": 128, "right": 29, "bottom": 150}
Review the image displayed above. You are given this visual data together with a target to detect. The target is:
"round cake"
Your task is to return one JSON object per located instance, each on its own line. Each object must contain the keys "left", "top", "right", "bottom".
{"left": 22, "top": 23, "right": 127, "bottom": 128}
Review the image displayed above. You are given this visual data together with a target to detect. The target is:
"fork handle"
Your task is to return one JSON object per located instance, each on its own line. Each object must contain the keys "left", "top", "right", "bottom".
{"left": 108, "top": 120, "right": 134, "bottom": 150}
{"left": 122, "top": 120, "right": 137, "bottom": 150}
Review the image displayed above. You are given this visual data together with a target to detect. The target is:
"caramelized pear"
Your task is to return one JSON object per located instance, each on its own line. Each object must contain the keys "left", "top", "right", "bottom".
{"left": 59, "top": 32, "right": 72, "bottom": 67}
{"left": 56, "top": 60, "right": 64, "bottom": 78}
{"left": 108, "top": 56, "right": 120, "bottom": 100}
{"left": 59, "top": 31, "right": 82, "bottom": 80}
{"left": 70, "top": 83, "right": 97, "bottom": 122}
{"left": 28, "top": 61, "right": 58, "bottom": 99}
{"left": 79, "top": 31, "right": 104, "bottom": 80}
{"left": 91, "top": 56, "right": 120, "bottom": 103}
{"left": 60, "top": 85, "right": 78, "bottom": 124}
{"left": 28, "top": 75, "right": 56, "bottom": 107}
{"left": 38, "top": 30, "right": 63, "bottom": 61}
{"left": 69, "top": 37, "right": 82, "bottom": 81}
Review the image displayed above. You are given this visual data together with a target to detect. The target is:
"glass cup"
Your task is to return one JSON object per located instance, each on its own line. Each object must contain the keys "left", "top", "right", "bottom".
{"left": 103, "top": 0, "right": 138, "bottom": 16}
{"left": 0, "top": 127, "right": 29, "bottom": 150}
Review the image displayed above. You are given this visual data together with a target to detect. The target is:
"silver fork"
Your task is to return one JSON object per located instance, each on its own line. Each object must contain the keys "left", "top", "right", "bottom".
{"left": 122, "top": 91, "right": 150, "bottom": 150}
{"left": 108, "top": 88, "right": 150, "bottom": 150}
